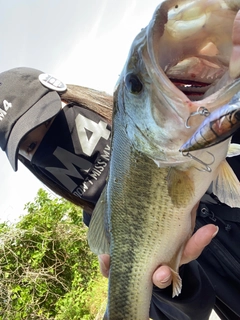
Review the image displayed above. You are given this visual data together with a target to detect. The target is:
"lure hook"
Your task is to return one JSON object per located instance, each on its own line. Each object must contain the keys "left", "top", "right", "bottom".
{"left": 185, "top": 106, "right": 210, "bottom": 128}
{"left": 182, "top": 151, "right": 215, "bottom": 172}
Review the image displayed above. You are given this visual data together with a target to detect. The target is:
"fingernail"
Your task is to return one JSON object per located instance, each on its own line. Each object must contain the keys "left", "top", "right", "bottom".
{"left": 212, "top": 226, "right": 219, "bottom": 239}
{"left": 160, "top": 275, "right": 171, "bottom": 284}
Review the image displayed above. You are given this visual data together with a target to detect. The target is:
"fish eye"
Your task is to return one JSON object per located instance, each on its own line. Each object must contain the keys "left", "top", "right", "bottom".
{"left": 125, "top": 73, "right": 143, "bottom": 94}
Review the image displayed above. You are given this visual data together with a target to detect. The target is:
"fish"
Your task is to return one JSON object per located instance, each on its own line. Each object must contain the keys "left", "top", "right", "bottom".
{"left": 88, "top": 1, "right": 240, "bottom": 319}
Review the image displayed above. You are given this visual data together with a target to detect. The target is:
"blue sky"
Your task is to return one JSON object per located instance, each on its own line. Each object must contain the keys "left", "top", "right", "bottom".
{"left": 0, "top": 0, "right": 161, "bottom": 222}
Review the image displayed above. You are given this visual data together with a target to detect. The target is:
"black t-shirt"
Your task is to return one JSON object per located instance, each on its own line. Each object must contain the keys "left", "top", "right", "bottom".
{"left": 32, "top": 103, "right": 111, "bottom": 218}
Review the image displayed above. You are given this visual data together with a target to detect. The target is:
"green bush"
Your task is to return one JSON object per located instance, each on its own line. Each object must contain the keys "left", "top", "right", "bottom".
{"left": 0, "top": 189, "right": 107, "bottom": 320}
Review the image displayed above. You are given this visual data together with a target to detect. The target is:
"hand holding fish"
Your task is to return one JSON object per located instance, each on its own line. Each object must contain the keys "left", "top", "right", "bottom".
{"left": 98, "top": 224, "right": 218, "bottom": 289}
{"left": 152, "top": 223, "right": 218, "bottom": 289}
{"left": 98, "top": 207, "right": 219, "bottom": 290}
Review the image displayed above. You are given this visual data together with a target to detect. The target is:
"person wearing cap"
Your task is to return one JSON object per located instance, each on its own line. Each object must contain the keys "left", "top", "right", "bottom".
{"left": 0, "top": 67, "right": 239, "bottom": 320}
{"left": 0, "top": 67, "right": 113, "bottom": 223}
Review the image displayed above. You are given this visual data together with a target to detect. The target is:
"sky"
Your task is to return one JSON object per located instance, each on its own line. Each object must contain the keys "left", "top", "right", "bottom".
{"left": 0, "top": 0, "right": 161, "bottom": 222}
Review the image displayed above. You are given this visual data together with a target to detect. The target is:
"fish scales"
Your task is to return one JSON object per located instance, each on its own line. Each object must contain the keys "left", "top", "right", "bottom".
{"left": 105, "top": 114, "right": 193, "bottom": 319}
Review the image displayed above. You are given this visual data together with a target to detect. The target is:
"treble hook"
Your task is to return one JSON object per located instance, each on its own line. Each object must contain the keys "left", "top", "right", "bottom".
{"left": 185, "top": 106, "right": 210, "bottom": 128}
{"left": 182, "top": 151, "right": 215, "bottom": 172}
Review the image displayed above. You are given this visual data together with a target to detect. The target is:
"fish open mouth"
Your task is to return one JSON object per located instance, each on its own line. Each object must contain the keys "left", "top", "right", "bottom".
{"left": 149, "top": 1, "right": 239, "bottom": 102}
{"left": 166, "top": 52, "right": 229, "bottom": 101}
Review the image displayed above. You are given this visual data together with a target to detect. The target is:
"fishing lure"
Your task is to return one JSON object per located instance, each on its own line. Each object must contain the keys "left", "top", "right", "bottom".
{"left": 180, "top": 92, "right": 240, "bottom": 153}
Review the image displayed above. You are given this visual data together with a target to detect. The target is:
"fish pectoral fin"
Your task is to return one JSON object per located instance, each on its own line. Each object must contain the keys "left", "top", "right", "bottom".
{"left": 170, "top": 268, "right": 182, "bottom": 298}
{"left": 87, "top": 186, "right": 110, "bottom": 255}
{"left": 212, "top": 160, "right": 240, "bottom": 208}
{"left": 227, "top": 143, "right": 240, "bottom": 158}
{"left": 168, "top": 250, "right": 183, "bottom": 298}
{"left": 167, "top": 168, "right": 195, "bottom": 207}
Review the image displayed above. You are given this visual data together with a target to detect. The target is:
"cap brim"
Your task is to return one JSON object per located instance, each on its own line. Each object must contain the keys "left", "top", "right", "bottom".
{"left": 6, "top": 91, "right": 62, "bottom": 171}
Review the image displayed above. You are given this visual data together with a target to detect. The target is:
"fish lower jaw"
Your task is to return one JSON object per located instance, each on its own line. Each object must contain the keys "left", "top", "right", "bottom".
{"left": 167, "top": 67, "right": 238, "bottom": 102}
{"left": 151, "top": 151, "right": 194, "bottom": 168}
{"left": 169, "top": 77, "right": 212, "bottom": 101}
{"left": 152, "top": 158, "right": 190, "bottom": 168}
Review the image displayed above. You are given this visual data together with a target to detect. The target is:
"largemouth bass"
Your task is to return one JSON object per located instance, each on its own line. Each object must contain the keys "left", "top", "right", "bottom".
{"left": 88, "top": 1, "right": 240, "bottom": 319}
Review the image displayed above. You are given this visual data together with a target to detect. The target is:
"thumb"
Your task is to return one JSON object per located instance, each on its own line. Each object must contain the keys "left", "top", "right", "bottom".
{"left": 181, "top": 224, "right": 218, "bottom": 265}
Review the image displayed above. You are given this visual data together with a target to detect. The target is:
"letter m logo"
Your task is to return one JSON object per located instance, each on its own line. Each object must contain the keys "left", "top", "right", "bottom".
{"left": 45, "top": 147, "right": 92, "bottom": 192}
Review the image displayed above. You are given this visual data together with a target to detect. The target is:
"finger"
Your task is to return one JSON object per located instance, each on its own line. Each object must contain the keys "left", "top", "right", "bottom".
{"left": 152, "top": 265, "right": 172, "bottom": 289}
{"left": 181, "top": 224, "right": 219, "bottom": 265}
{"left": 98, "top": 254, "right": 110, "bottom": 278}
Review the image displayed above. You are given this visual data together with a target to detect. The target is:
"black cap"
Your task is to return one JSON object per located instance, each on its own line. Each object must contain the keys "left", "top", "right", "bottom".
{"left": 0, "top": 67, "right": 66, "bottom": 171}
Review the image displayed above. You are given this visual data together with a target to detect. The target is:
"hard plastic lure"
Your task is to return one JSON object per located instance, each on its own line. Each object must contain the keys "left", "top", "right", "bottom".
{"left": 180, "top": 92, "right": 240, "bottom": 153}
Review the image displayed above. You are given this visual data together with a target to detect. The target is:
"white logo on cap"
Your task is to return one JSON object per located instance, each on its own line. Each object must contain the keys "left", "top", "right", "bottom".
{"left": 39, "top": 73, "right": 67, "bottom": 92}
{"left": 0, "top": 100, "right": 12, "bottom": 121}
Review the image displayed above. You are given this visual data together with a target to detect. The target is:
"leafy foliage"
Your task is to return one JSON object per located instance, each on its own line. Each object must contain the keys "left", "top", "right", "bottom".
{"left": 0, "top": 189, "right": 107, "bottom": 320}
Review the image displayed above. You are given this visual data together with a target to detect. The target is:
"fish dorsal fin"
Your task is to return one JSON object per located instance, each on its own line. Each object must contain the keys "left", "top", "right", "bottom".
{"left": 227, "top": 143, "right": 240, "bottom": 158}
{"left": 87, "top": 186, "right": 110, "bottom": 255}
{"left": 212, "top": 160, "right": 240, "bottom": 208}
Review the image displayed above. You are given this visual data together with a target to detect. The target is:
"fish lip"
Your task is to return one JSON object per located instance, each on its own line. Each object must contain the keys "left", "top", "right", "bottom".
{"left": 170, "top": 78, "right": 212, "bottom": 100}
